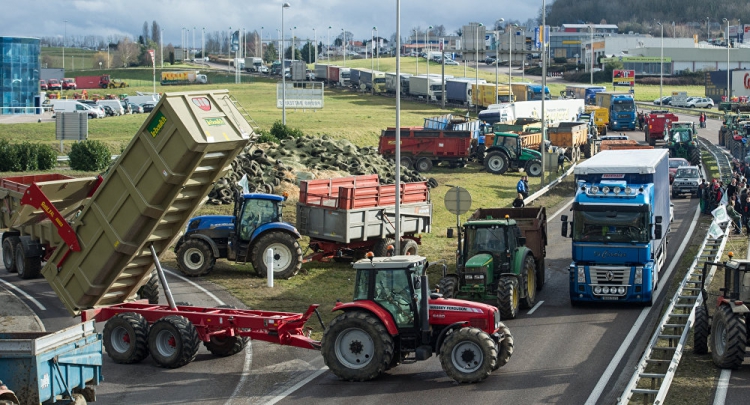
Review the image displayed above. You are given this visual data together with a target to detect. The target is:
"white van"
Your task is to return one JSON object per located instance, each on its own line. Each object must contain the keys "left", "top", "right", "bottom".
{"left": 51, "top": 100, "right": 103, "bottom": 119}
{"left": 96, "top": 99, "right": 124, "bottom": 116}
{"left": 125, "top": 95, "right": 160, "bottom": 106}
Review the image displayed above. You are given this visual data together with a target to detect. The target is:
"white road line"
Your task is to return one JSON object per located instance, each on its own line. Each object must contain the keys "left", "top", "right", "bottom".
{"left": 164, "top": 269, "right": 225, "bottom": 305}
{"left": 550, "top": 199, "right": 574, "bottom": 220}
{"left": 526, "top": 300, "right": 544, "bottom": 315}
{"left": 0, "top": 277, "right": 46, "bottom": 310}
{"left": 585, "top": 205, "right": 701, "bottom": 404}
{"left": 263, "top": 368, "right": 329, "bottom": 405}
{"left": 714, "top": 369, "right": 731, "bottom": 404}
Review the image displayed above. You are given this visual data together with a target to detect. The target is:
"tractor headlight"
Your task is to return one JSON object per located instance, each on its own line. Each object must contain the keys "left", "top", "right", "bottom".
{"left": 577, "top": 266, "right": 586, "bottom": 283}
{"left": 465, "top": 275, "right": 474, "bottom": 280}
{"left": 475, "top": 274, "right": 485, "bottom": 280}
{"left": 494, "top": 310, "right": 501, "bottom": 330}
{"left": 635, "top": 267, "right": 643, "bottom": 284}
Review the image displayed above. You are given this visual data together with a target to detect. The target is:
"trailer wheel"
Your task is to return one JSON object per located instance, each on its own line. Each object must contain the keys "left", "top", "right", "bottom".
{"left": 520, "top": 255, "right": 537, "bottom": 309}
{"left": 400, "top": 239, "right": 419, "bottom": 256}
{"left": 535, "top": 258, "right": 545, "bottom": 291}
{"left": 693, "top": 305, "right": 710, "bottom": 355}
{"left": 14, "top": 242, "right": 41, "bottom": 280}
{"left": 439, "top": 327, "right": 497, "bottom": 383}
{"left": 484, "top": 151, "right": 509, "bottom": 175}
{"left": 148, "top": 315, "right": 200, "bottom": 369}
{"left": 251, "top": 232, "right": 302, "bottom": 279}
{"left": 437, "top": 276, "right": 457, "bottom": 298}
{"left": 496, "top": 276, "right": 519, "bottom": 320}
{"left": 2, "top": 236, "right": 19, "bottom": 273}
{"left": 321, "top": 311, "right": 394, "bottom": 381}
{"left": 710, "top": 304, "right": 747, "bottom": 369}
{"left": 137, "top": 271, "right": 160, "bottom": 304}
{"left": 176, "top": 239, "right": 215, "bottom": 277}
{"left": 415, "top": 158, "right": 433, "bottom": 172}
{"left": 103, "top": 312, "right": 150, "bottom": 364}
{"left": 399, "top": 156, "right": 413, "bottom": 169}
{"left": 493, "top": 322, "right": 514, "bottom": 371}
{"left": 373, "top": 238, "right": 395, "bottom": 257}
{"left": 524, "top": 159, "right": 543, "bottom": 177}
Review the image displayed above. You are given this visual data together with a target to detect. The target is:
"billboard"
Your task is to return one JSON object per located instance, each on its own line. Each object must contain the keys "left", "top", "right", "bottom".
{"left": 612, "top": 69, "right": 635, "bottom": 87}
{"left": 731, "top": 70, "right": 750, "bottom": 97}
{"left": 276, "top": 82, "right": 325, "bottom": 109}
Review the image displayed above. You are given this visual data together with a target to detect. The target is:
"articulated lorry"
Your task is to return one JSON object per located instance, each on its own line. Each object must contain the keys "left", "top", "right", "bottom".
{"left": 560, "top": 149, "right": 670, "bottom": 306}
{"left": 446, "top": 78, "right": 485, "bottom": 105}
{"left": 160, "top": 71, "right": 208, "bottom": 85}
{"left": 409, "top": 75, "right": 452, "bottom": 101}
{"left": 562, "top": 85, "right": 607, "bottom": 105}
{"left": 356, "top": 68, "right": 386, "bottom": 92}
{"left": 478, "top": 99, "right": 585, "bottom": 126}
{"left": 511, "top": 83, "right": 551, "bottom": 102}
{"left": 595, "top": 92, "right": 636, "bottom": 131}
{"left": 385, "top": 72, "right": 412, "bottom": 94}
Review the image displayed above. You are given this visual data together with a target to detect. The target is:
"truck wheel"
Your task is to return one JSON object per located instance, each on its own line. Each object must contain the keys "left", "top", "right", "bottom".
{"left": 437, "top": 276, "right": 457, "bottom": 298}
{"left": 710, "top": 305, "right": 747, "bottom": 369}
{"left": 176, "top": 239, "right": 215, "bottom": 277}
{"left": 400, "top": 239, "right": 418, "bottom": 256}
{"left": 439, "top": 327, "right": 497, "bottom": 383}
{"left": 693, "top": 305, "right": 710, "bottom": 355}
{"left": 524, "top": 159, "right": 543, "bottom": 177}
{"left": 373, "top": 238, "right": 395, "bottom": 257}
{"left": 251, "top": 232, "right": 302, "bottom": 279}
{"left": 399, "top": 156, "right": 413, "bottom": 169}
{"left": 205, "top": 335, "right": 248, "bottom": 357}
{"left": 520, "top": 256, "right": 537, "bottom": 309}
{"left": 148, "top": 315, "right": 200, "bottom": 368}
{"left": 103, "top": 312, "right": 150, "bottom": 364}
{"left": 415, "top": 158, "right": 433, "bottom": 172}
{"left": 583, "top": 143, "right": 592, "bottom": 158}
{"left": 2, "top": 236, "right": 19, "bottom": 273}
{"left": 496, "top": 276, "right": 520, "bottom": 320}
{"left": 493, "top": 322, "right": 514, "bottom": 370}
{"left": 137, "top": 271, "right": 160, "bottom": 304}
{"left": 535, "top": 258, "right": 545, "bottom": 291}
{"left": 321, "top": 311, "right": 394, "bottom": 381}
{"left": 484, "top": 151, "right": 509, "bottom": 175}
{"left": 14, "top": 242, "right": 41, "bottom": 280}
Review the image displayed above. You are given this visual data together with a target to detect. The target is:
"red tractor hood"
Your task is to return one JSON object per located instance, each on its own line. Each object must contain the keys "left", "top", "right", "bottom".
{"left": 428, "top": 297, "right": 498, "bottom": 331}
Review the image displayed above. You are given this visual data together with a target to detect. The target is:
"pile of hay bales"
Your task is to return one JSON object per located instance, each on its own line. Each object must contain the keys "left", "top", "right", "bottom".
{"left": 207, "top": 135, "right": 434, "bottom": 205}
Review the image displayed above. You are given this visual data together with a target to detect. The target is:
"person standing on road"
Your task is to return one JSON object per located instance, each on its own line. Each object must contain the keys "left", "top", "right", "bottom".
{"left": 517, "top": 176, "right": 529, "bottom": 200}
{"left": 512, "top": 193, "right": 525, "bottom": 208}
{"left": 699, "top": 112, "right": 706, "bottom": 128}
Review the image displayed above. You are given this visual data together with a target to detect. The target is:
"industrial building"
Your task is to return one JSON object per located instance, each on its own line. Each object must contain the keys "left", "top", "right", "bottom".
{"left": 0, "top": 36, "right": 41, "bottom": 115}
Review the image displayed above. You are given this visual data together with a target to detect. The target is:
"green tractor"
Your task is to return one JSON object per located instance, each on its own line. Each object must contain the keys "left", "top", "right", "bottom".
{"left": 666, "top": 122, "right": 700, "bottom": 165}
{"left": 718, "top": 112, "right": 738, "bottom": 147}
{"left": 438, "top": 207, "right": 547, "bottom": 320}
{"left": 482, "top": 132, "right": 543, "bottom": 177}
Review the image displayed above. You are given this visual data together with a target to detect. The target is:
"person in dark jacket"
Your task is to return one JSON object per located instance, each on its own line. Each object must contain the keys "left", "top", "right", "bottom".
{"left": 512, "top": 193, "right": 525, "bottom": 208}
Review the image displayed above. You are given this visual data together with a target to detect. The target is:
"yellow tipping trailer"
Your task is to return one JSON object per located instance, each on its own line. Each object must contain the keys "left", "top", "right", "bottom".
{"left": 0, "top": 91, "right": 251, "bottom": 316}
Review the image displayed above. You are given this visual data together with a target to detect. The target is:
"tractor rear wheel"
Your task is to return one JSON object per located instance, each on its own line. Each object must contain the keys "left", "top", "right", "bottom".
{"left": 137, "top": 271, "right": 160, "bottom": 304}
{"left": 321, "top": 311, "right": 394, "bottom": 381}
{"left": 535, "top": 258, "right": 545, "bottom": 291}
{"left": 2, "top": 236, "right": 19, "bottom": 273}
{"left": 693, "top": 305, "right": 710, "bottom": 355}
{"left": 251, "top": 232, "right": 302, "bottom": 279}
{"left": 439, "top": 327, "right": 497, "bottom": 383}
{"left": 103, "top": 312, "right": 150, "bottom": 364}
{"left": 710, "top": 304, "right": 747, "bottom": 369}
{"left": 484, "top": 151, "right": 509, "bottom": 175}
{"left": 689, "top": 148, "right": 701, "bottom": 165}
{"left": 437, "top": 276, "right": 457, "bottom": 298}
{"left": 373, "top": 238, "right": 395, "bottom": 257}
{"left": 496, "top": 276, "right": 520, "bottom": 320}
{"left": 176, "top": 239, "right": 215, "bottom": 277}
{"left": 493, "top": 322, "right": 514, "bottom": 370}
{"left": 520, "top": 255, "right": 537, "bottom": 309}
{"left": 524, "top": 159, "right": 543, "bottom": 177}
{"left": 148, "top": 315, "right": 200, "bottom": 368}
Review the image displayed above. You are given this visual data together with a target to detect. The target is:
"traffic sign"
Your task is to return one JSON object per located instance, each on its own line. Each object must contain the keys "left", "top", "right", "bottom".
{"left": 444, "top": 186, "right": 472, "bottom": 215}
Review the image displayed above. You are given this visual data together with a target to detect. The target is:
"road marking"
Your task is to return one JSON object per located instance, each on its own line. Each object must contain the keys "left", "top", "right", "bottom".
{"left": 714, "top": 367, "right": 731, "bottom": 404}
{"left": 164, "top": 269, "right": 225, "bottom": 305}
{"left": 550, "top": 199, "right": 574, "bottom": 220}
{"left": 0, "top": 277, "right": 46, "bottom": 310}
{"left": 263, "top": 367, "right": 329, "bottom": 405}
{"left": 526, "top": 300, "right": 544, "bottom": 315}
{"left": 585, "top": 204, "right": 700, "bottom": 404}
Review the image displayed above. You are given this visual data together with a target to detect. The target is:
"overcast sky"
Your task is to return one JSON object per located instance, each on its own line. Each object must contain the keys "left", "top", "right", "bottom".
{"left": 6, "top": 0, "right": 542, "bottom": 45}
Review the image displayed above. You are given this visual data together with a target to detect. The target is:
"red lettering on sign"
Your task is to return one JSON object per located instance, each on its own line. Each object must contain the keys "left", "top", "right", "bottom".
{"left": 745, "top": 73, "right": 750, "bottom": 90}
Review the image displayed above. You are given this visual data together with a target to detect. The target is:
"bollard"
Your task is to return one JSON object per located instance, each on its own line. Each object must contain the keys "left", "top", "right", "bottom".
{"left": 266, "top": 248, "right": 274, "bottom": 288}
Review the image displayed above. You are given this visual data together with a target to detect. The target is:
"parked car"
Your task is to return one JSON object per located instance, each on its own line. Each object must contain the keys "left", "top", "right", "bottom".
{"left": 668, "top": 157, "right": 690, "bottom": 184}
{"left": 47, "top": 79, "right": 62, "bottom": 91}
{"left": 62, "top": 78, "right": 77, "bottom": 90}
{"left": 39, "top": 80, "right": 48, "bottom": 90}
{"left": 444, "top": 59, "right": 459, "bottom": 65}
{"left": 258, "top": 65, "right": 269, "bottom": 74}
{"left": 129, "top": 103, "right": 144, "bottom": 114}
{"left": 485, "top": 56, "right": 497, "bottom": 65}
{"left": 141, "top": 102, "right": 155, "bottom": 113}
{"left": 686, "top": 97, "right": 714, "bottom": 109}
{"left": 101, "top": 105, "right": 117, "bottom": 117}
{"left": 653, "top": 96, "right": 672, "bottom": 105}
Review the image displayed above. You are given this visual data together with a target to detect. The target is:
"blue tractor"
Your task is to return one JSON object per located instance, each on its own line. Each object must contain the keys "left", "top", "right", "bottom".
{"left": 174, "top": 193, "right": 302, "bottom": 279}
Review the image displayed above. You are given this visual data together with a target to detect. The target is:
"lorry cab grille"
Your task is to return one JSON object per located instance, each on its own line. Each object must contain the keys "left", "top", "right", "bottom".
{"left": 591, "top": 266, "right": 629, "bottom": 285}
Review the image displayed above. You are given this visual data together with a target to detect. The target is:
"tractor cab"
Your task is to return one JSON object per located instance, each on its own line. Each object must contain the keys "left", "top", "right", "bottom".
{"left": 666, "top": 125, "right": 700, "bottom": 165}
{"left": 460, "top": 219, "right": 521, "bottom": 294}
{"left": 483, "top": 132, "right": 543, "bottom": 176}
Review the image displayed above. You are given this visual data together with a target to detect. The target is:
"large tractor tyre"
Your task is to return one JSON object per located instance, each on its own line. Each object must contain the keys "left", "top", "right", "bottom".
{"left": 583, "top": 143, "right": 592, "bottom": 158}
{"left": 710, "top": 305, "right": 748, "bottom": 369}
{"left": 437, "top": 276, "right": 457, "bottom": 298}
{"left": 415, "top": 157, "right": 433, "bottom": 172}
{"left": 535, "top": 258, "right": 545, "bottom": 291}
{"left": 148, "top": 315, "right": 200, "bottom": 369}
{"left": 484, "top": 151, "right": 509, "bottom": 175}
{"left": 493, "top": 322, "right": 514, "bottom": 370}
{"left": 103, "top": 312, "right": 150, "bottom": 364}
{"left": 14, "top": 242, "right": 41, "bottom": 280}
{"left": 176, "top": 239, "right": 215, "bottom": 277}
{"left": 373, "top": 238, "right": 396, "bottom": 257}
{"left": 689, "top": 149, "right": 701, "bottom": 166}
{"left": 321, "top": 311, "right": 394, "bottom": 382}
{"left": 2, "top": 236, "right": 19, "bottom": 273}
{"left": 251, "top": 232, "right": 303, "bottom": 279}
{"left": 648, "top": 135, "right": 656, "bottom": 147}
{"left": 693, "top": 305, "right": 710, "bottom": 355}
{"left": 524, "top": 159, "right": 543, "bottom": 177}
{"left": 496, "top": 276, "right": 520, "bottom": 320}
{"left": 400, "top": 239, "right": 419, "bottom": 256}
{"left": 137, "top": 271, "right": 160, "bottom": 304}
{"left": 439, "top": 327, "right": 497, "bottom": 383}
{"left": 520, "top": 255, "right": 537, "bottom": 309}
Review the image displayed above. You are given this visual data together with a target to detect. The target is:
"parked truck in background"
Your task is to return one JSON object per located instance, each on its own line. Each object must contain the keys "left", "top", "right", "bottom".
{"left": 160, "top": 71, "right": 208, "bottom": 85}
{"left": 245, "top": 57, "right": 264, "bottom": 72}
{"left": 385, "top": 72, "right": 412, "bottom": 94}
{"left": 562, "top": 84, "right": 607, "bottom": 105}
{"left": 595, "top": 92, "right": 636, "bottom": 131}
{"left": 472, "top": 83, "right": 512, "bottom": 107}
{"left": 644, "top": 110, "right": 679, "bottom": 146}
{"left": 478, "top": 99, "right": 585, "bottom": 126}
{"left": 290, "top": 60, "right": 307, "bottom": 81}
{"left": 327, "top": 66, "right": 350, "bottom": 87}
{"left": 547, "top": 121, "right": 590, "bottom": 161}
{"left": 410, "top": 75, "right": 450, "bottom": 101}
{"left": 357, "top": 68, "right": 386, "bottom": 92}
{"left": 446, "top": 78, "right": 485, "bottom": 105}
{"left": 560, "top": 149, "right": 670, "bottom": 306}
{"left": 511, "top": 83, "right": 551, "bottom": 102}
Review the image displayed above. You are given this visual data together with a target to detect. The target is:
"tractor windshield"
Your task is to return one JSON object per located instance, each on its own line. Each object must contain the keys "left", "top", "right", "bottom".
{"left": 239, "top": 199, "right": 279, "bottom": 240}
{"left": 465, "top": 227, "right": 507, "bottom": 257}
{"left": 572, "top": 208, "right": 649, "bottom": 243}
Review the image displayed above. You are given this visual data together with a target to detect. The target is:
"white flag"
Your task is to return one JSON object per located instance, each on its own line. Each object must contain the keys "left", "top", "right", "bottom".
{"left": 238, "top": 174, "right": 249, "bottom": 194}
{"left": 707, "top": 221, "right": 727, "bottom": 239}
{"left": 711, "top": 205, "right": 729, "bottom": 224}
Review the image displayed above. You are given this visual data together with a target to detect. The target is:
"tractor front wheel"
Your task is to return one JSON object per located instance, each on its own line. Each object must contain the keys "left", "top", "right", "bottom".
{"left": 439, "top": 327, "right": 497, "bottom": 383}
{"left": 251, "top": 232, "right": 302, "bottom": 279}
{"left": 321, "top": 311, "right": 394, "bottom": 381}
{"left": 496, "top": 276, "right": 520, "bottom": 320}
{"left": 437, "top": 276, "right": 457, "bottom": 298}
{"left": 524, "top": 159, "right": 543, "bottom": 177}
{"left": 493, "top": 322, "right": 514, "bottom": 370}
{"left": 693, "top": 305, "right": 710, "bottom": 355}
{"left": 710, "top": 304, "right": 747, "bottom": 369}
{"left": 176, "top": 239, "right": 215, "bottom": 277}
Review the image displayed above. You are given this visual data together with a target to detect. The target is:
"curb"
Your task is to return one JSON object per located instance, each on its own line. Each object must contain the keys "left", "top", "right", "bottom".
{"left": 0, "top": 284, "right": 45, "bottom": 333}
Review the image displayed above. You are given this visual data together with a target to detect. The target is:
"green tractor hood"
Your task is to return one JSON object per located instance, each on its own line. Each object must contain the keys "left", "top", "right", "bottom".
{"left": 465, "top": 253, "right": 494, "bottom": 269}
{"left": 520, "top": 147, "right": 542, "bottom": 161}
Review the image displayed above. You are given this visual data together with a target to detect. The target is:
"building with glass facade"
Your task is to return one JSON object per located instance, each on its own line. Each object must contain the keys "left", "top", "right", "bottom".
{"left": 1, "top": 36, "right": 40, "bottom": 114}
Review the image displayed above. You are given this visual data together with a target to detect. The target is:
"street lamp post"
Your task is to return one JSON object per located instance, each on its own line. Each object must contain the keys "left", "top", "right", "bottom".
{"left": 342, "top": 28, "right": 346, "bottom": 66}
{"left": 327, "top": 26, "right": 331, "bottom": 62}
{"left": 291, "top": 26, "right": 296, "bottom": 61}
{"left": 282, "top": 2, "right": 290, "bottom": 125}
{"left": 260, "top": 26, "right": 264, "bottom": 58}
{"left": 63, "top": 20, "right": 67, "bottom": 70}
{"left": 724, "top": 18, "right": 730, "bottom": 100}
{"left": 414, "top": 29, "right": 418, "bottom": 75}
{"left": 657, "top": 22, "right": 663, "bottom": 105}
{"left": 426, "top": 25, "right": 432, "bottom": 78}
{"left": 193, "top": 27, "right": 196, "bottom": 61}
{"left": 589, "top": 24, "right": 594, "bottom": 85}
{"left": 395, "top": 0, "right": 402, "bottom": 252}
{"left": 521, "top": 28, "right": 525, "bottom": 83}
{"left": 375, "top": 27, "right": 379, "bottom": 70}
{"left": 313, "top": 28, "right": 317, "bottom": 63}
{"left": 509, "top": 24, "right": 518, "bottom": 102}
{"left": 202, "top": 28, "right": 205, "bottom": 64}
{"left": 706, "top": 17, "right": 710, "bottom": 42}
{"left": 160, "top": 29, "right": 164, "bottom": 68}
{"left": 371, "top": 27, "right": 375, "bottom": 95}
{"left": 475, "top": 23, "right": 483, "bottom": 112}
{"left": 495, "top": 19, "right": 504, "bottom": 104}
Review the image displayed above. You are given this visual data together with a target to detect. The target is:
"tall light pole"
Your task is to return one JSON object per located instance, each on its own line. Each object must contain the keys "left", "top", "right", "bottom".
{"left": 202, "top": 28, "right": 205, "bottom": 64}
{"left": 313, "top": 28, "right": 317, "bottom": 63}
{"left": 282, "top": 2, "right": 290, "bottom": 125}
{"left": 292, "top": 26, "right": 296, "bottom": 60}
{"left": 509, "top": 23, "right": 518, "bottom": 102}
{"left": 706, "top": 17, "right": 710, "bottom": 42}
{"left": 374, "top": 27, "right": 379, "bottom": 70}
{"left": 724, "top": 18, "right": 730, "bottom": 100}
{"left": 395, "top": 0, "right": 402, "bottom": 253}
{"left": 541, "top": 0, "right": 548, "bottom": 186}
{"left": 521, "top": 28, "right": 525, "bottom": 83}
{"left": 160, "top": 28, "right": 164, "bottom": 68}
{"left": 63, "top": 20, "right": 67, "bottom": 70}
{"left": 371, "top": 27, "right": 375, "bottom": 94}
{"left": 495, "top": 19, "right": 504, "bottom": 104}
{"left": 476, "top": 23, "right": 483, "bottom": 112}
{"left": 657, "top": 22, "right": 663, "bottom": 105}
{"left": 414, "top": 28, "right": 419, "bottom": 75}
{"left": 327, "top": 26, "right": 331, "bottom": 61}
{"left": 192, "top": 27, "right": 196, "bottom": 61}
{"left": 426, "top": 25, "right": 432, "bottom": 77}
{"left": 589, "top": 24, "right": 594, "bottom": 85}
{"left": 260, "top": 26, "right": 264, "bottom": 58}
{"left": 342, "top": 28, "right": 346, "bottom": 66}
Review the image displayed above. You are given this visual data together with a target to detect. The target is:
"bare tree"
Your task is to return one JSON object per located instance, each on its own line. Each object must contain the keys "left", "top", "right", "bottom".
{"left": 115, "top": 37, "right": 140, "bottom": 67}
{"left": 151, "top": 21, "right": 161, "bottom": 44}
{"left": 142, "top": 22, "right": 149, "bottom": 45}
{"left": 432, "top": 25, "right": 447, "bottom": 37}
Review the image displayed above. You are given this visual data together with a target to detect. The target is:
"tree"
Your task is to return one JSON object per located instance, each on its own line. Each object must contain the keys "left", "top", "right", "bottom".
{"left": 264, "top": 42, "right": 278, "bottom": 62}
{"left": 151, "top": 21, "right": 161, "bottom": 44}
{"left": 432, "top": 25, "right": 447, "bottom": 37}
{"left": 301, "top": 41, "right": 316, "bottom": 63}
{"left": 284, "top": 46, "right": 302, "bottom": 60}
{"left": 115, "top": 37, "right": 140, "bottom": 67}
{"left": 142, "top": 22, "right": 149, "bottom": 44}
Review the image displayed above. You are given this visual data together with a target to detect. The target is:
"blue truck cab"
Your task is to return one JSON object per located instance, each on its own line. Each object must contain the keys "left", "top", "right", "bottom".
{"left": 596, "top": 92, "right": 636, "bottom": 131}
{"left": 560, "top": 149, "right": 670, "bottom": 305}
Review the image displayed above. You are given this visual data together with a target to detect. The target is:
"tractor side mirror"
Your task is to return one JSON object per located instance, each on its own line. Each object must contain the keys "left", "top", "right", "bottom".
{"left": 518, "top": 236, "right": 527, "bottom": 246}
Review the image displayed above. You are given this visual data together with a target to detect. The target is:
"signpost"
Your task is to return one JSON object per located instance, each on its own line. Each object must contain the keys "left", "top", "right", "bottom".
{"left": 444, "top": 186, "right": 472, "bottom": 260}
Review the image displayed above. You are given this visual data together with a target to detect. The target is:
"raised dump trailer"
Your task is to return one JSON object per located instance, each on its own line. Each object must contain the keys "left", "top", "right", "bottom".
{"left": 379, "top": 126, "right": 473, "bottom": 171}
{"left": 547, "top": 121, "right": 589, "bottom": 162}
{"left": 644, "top": 110, "right": 678, "bottom": 146}
{"left": 482, "top": 119, "right": 544, "bottom": 152}
{"left": 0, "top": 321, "right": 102, "bottom": 405}
{"left": 296, "top": 174, "right": 432, "bottom": 261}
